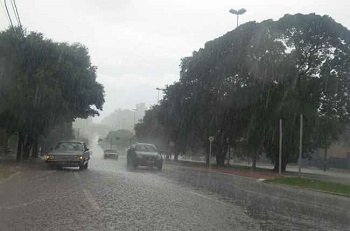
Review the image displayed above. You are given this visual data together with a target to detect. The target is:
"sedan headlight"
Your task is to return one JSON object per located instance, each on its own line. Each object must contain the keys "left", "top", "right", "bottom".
{"left": 44, "top": 154, "right": 54, "bottom": 160}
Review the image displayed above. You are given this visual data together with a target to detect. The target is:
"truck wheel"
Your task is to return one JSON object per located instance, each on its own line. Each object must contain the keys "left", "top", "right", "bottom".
{"left": 84, "top": 162, "right": 88, "bottom": 169}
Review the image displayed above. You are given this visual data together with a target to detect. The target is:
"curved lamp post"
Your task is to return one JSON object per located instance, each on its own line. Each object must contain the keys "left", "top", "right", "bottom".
{"left": 229, "top": 8, "right": 247, "bottom": 28}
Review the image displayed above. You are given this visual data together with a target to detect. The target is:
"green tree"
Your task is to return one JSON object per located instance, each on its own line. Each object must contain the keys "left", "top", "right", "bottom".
{"left": 0, "top": 28, "right": 105, "bottom": 160}
{"left": 135, "top": 14, "right": 350, "bottom": 170}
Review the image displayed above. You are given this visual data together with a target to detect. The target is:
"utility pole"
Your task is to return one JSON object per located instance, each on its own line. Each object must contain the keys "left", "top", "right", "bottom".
{"left": 226, "top": 138, "right": 230, "bottom": 166}
{"left": 208, "top": 136, "right": 214, "bottom": 167}
{"left": 279, "top": 119, "right": 282, "bottom": 175}
{"left": 298, "top": 114, "right": 303, "bottom": 177}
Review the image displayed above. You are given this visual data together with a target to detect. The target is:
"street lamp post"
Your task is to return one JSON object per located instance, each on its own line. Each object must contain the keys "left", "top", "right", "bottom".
{"left": 132, "top": 109, "right": 137, "bottom": 129}
{"left": 229, "top": 8, "right": 247, "bottom": 28}
{"left": 156, "top": 87, "right": 165, "bottom": 103}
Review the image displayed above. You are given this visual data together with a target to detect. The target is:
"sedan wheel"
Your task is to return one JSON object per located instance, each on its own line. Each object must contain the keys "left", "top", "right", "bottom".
{"left": 157, "top": 163, "right": 163, "bottom": 171}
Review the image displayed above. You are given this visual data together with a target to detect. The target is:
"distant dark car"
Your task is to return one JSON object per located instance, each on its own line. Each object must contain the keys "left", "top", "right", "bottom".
{"left": 104, "top": 149, "right": 119, "bottom": 159}
{"left": 127, "top": 143, "right": 163, "bottom": 170}
{"left": 44, "top": 141, "right": 90, "bottom": 170}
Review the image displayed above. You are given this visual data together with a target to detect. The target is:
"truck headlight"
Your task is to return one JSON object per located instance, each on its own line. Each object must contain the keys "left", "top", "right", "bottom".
{"left": 79, "top": 156, "right": 84, "bottom": 160}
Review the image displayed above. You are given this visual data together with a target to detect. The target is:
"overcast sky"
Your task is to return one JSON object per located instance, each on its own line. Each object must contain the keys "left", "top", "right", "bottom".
{"left": 1, "top": 0, "right": 349, "bottom": 121}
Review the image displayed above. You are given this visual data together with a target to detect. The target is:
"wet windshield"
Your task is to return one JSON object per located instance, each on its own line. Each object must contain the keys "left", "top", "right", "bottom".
{"left": 104, "top": 149, "right": 117, "bottom": 153}
{"left": 135, "top": 144, "right": 157, "bottom": 152}
{"left": 54, "top": 143, "right": 83, "bottom": 152}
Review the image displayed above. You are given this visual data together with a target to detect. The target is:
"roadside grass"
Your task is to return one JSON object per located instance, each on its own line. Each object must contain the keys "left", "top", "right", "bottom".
{"left": 266, "top": 177, "right": 350, "bottom": 197}
{"left": 223, "top": 164, "right": 272, "bottom": 172}
{"left": 0, "top": 165, "right": 15, "bottom": 180}
{"left": 170, "top": 159, "right": 275, "bottom": 173}
{"left": 174, "top": 159, "right": 268, "bottom": 169}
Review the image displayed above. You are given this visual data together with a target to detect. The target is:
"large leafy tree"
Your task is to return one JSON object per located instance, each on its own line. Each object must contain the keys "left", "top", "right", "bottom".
{"left": 0, "top": 28, "right": 104, "bottom": 160}
{"left": 136, "top": 14, "right": 350, "bottom": 170}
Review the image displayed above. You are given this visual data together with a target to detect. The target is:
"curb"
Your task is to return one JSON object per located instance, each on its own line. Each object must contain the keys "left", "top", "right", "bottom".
{"left": 0, "top": 171, "right": 21, "bottom": 184}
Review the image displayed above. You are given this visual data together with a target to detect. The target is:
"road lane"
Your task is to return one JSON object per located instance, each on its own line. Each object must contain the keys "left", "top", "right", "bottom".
{"left": 0, "top": 142, "right": 260, "bottom": 231}
{"left": 0, "top": 138, "right": 349, "bottom": 231}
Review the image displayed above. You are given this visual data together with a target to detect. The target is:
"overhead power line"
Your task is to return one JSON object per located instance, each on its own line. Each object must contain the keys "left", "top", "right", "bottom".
{"left": 0, "top": 0, "right": 12, "bottom": 26}
{"left": 2, "top": 0, "right": 22, "bottom": 29}
{"left": 11, "top": 0, "right": 21, "bottom": 27}
{"left": 3, "top": 0, "right": 14, "bottom": 28}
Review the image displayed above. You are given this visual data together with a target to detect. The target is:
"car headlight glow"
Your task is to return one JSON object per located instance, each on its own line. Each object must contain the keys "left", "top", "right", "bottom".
{"left": 79, "top": 156, "right": 84, "bottom": 160}
{"left": 45, "top": 154, "right": 54, "bottom": 160}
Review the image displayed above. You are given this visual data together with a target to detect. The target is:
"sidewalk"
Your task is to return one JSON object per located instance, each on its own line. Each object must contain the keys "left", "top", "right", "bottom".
{"left": 166, "top": 158, "right": 278, "bottom": 180}
{"left": 235, "top": 161, "right": 350, "bottom": 185}
{"left": 173, "top": 156, "right": 350, "bottom": 185}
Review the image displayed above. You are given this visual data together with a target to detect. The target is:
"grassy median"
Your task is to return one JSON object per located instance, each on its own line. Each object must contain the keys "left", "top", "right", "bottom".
{"left": 267, "top": 177, "right": 350, "bottom": 197}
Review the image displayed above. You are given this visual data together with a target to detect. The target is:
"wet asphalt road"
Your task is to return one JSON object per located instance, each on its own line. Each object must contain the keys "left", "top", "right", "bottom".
{"left": 0, "top": 141, "right": 349, "bottom": 231}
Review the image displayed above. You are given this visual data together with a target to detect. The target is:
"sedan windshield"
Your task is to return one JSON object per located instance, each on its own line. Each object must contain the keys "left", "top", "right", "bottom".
{"left": 105, "top": 149, "right": 117, "bottom": 153}
{"left": 135, "top": 144, "right": 157, "bottom": 152}
{"left": 54, "top": 142, "right": 83, "bottom": 152}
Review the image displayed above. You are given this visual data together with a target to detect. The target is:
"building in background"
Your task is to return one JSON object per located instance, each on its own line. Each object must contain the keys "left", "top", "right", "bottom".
{"left": 101, "top": 103, "right": 147, "bottom": 133}
{"left": 73, "top": 117, "right": 94, "bottom": 143}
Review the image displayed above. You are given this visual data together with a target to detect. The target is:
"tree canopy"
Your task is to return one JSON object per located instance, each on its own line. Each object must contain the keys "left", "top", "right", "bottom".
{"left": 0, "top": 28, "right": 105, "bottom": 160}
{"left": 135, "top": 14, "right": 350, "bottom": 170}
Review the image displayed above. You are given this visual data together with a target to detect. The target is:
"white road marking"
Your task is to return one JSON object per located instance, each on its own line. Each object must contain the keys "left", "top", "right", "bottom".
{"left": 186, "top": 190, "right": 231, "bottom": 207}
{"left": 74, "top": 172, "right": 81, "bottom": 181}
{"left": 83, "top": 189, "right": 100, "bottom": 211}
{"left": 74, "top": 172, "right": 100, "bottom": 211}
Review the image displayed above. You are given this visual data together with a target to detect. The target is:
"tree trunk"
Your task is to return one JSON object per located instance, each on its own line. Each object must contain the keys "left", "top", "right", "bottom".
{"left": 227, "top": 148, "right": 231, "bottom": 166}
{"left": 16, "top": 133, "right": 24, "bottom": 162}
{"left": 22, "top": 135, "right": 32, "bottom": 160}
{"left": 174, "top": 152, "right": 178, "bottom": 161}
{"left": 205, "top": 152, "right": 210, "bottom": 167}
{"left": 323, "top": 147, "right": 328, "bottom": 172}
{"left": 252, "top": 151, "right": 257, "bottom": 171}
{"left": 273, "top": 156, "right": 287, "bottom": 172}
{"left": 216, "top": 153, "right": 225, "bottom": 167}
{"left": 32, "top": 140, "right": 39, "bottom": 158}
{"left": 282, "top": 159, "right": 287, "bottom": 172}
